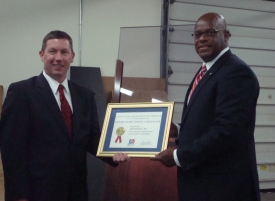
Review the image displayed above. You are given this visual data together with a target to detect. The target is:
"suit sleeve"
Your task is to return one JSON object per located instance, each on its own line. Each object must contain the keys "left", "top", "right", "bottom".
{"left": 0, "top": 84, "right": 30, "bottom": 200}
{"left": 177, "top": 63, "right": 259, "bottom": 171}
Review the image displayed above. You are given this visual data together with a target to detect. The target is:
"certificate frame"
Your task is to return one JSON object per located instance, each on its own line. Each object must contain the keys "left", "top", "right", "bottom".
{"left": 96, "top": 102, "right": 174, "bottom": 157}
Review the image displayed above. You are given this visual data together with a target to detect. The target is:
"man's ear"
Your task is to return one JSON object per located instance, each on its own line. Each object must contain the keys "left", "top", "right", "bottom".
{"left": 224, "top": 30, "right": 231, "bottom": 42}
{"left": 71, "top": 52, "right": 75, "bottom": 63}
{"left": 39, "top": 51, "right": 44, "bottom": 62}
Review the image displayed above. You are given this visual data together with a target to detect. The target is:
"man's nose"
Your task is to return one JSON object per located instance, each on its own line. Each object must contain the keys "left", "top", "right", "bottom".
{"left": 198, "top": 34, "right": 208, "bottom": 41}
{"left": 54, "top": 52, "right": 62, "bottom": 60}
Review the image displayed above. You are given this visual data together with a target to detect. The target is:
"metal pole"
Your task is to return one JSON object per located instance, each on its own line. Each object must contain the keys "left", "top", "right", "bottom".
{"left": 160, "top": 0, "right": 170, "bottom": 91}
{"left": 78, "top": 0, "right": 83, "bottom": 67}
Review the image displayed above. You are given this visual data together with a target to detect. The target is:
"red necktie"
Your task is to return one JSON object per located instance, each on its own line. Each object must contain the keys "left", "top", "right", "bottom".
{"left": 58, "top": 84, "right": 73, "bottom": 139}
{"left": 189, "top": 65, "right": 207, "bottom": 99}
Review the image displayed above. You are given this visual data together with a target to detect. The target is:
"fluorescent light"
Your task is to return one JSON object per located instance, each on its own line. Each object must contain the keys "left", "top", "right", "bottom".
{"left": 152, "top": 98, "right": 163, "bottom": 103}
{"left": 120, "top": 88, "right": 133, "bottom": 96}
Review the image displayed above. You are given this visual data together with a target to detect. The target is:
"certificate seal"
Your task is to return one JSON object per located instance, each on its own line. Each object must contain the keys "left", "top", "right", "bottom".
{"left": 115, "top": 127, "right": 125, "bottom": 143}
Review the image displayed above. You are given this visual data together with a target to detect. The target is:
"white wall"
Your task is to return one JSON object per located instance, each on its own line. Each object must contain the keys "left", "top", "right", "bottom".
{"left": 0, "top": 0, "right": 162, "bottom": 98}
{"left": 81, "top": 0, "right": 162, "bottom": 76}
{"left": 0, "top": 0, "right": 79, "bottom": 97}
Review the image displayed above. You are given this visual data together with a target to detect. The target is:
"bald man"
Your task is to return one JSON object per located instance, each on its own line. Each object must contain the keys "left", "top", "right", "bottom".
{"left": 151, "top": 13, "right": 260, "bottom": 201}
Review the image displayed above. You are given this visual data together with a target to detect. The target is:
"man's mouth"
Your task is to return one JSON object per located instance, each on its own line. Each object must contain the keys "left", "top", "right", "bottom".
{"left": 198, "top": 45, "right": 210, "bottom": 51}
{"left": 53, "top": 64, "right": 63, "bottom": 68}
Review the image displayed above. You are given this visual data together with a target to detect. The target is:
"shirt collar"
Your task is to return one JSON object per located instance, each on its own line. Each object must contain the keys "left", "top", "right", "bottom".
{"left": 43, "top": 71, "right": 70, "bottom": 94}
{"left": 202, "top": 47, "right": 229, "bottom": 70}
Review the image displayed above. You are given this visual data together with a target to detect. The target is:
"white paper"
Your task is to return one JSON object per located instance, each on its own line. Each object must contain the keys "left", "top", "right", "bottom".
{"left": 109, "top": 112, "right": 162, "bottom": 148}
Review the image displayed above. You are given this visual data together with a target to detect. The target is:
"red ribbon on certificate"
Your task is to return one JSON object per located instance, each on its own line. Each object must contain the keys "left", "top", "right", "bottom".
{"left": 115, "top": 127, "right": 125, "bottom": 143}
{"left": 115, "top": 135, "right": 122, "bottom": 143}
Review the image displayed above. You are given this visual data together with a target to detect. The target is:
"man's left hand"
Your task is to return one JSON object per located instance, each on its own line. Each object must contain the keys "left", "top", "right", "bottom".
{"left": 113, "top": 152, "right": 130, "bottom": 163}
{"left": 150, "top": 149, "right": 176, "bottom": 167}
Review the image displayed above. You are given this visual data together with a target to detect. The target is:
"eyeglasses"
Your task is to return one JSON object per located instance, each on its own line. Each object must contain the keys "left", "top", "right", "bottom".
{"left": 192, "top": 29, "right": 225, "bottom": 39}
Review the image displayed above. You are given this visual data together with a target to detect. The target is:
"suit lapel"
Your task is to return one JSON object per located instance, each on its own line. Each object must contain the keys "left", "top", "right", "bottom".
{"left": 36, "top": 73, "right": 71, "bottom": 140}
{"left": 68, "top": 81, "right": 81, "bottom": 141}
{"left": 181, "top": 50, "right": 232, "bottom": 126}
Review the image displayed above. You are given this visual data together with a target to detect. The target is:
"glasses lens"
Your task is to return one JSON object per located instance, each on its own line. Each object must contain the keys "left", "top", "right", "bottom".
{"left": 207, "top": 30, "right": 216, "bottom": 36}
{"left": 192, "top": 32, "right": 201, "bottom": 38}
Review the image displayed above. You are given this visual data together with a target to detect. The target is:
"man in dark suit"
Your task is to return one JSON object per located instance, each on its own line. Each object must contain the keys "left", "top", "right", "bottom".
{"left": 0, "top": 30, "right": 129, "bottom": 201}
{"left": 151, "top": 13, "right": 260, "bottom": 201}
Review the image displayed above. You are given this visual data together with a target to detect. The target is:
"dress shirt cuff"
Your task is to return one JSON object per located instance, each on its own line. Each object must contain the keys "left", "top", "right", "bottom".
{"left": 173, "top": 149, "right": 181, "bottom": 167}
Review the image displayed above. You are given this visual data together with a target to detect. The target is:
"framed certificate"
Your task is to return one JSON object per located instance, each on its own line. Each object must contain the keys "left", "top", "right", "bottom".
{"left": 96, "top": 102, "right": 174, "bottom": 157}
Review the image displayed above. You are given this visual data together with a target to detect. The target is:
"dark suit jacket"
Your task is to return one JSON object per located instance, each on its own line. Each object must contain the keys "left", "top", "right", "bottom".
{"left": 176, "top": 50, "right": 260, "bottom": 201}
{"left": 0, "top": 73, "right": 116, "bottom": 201}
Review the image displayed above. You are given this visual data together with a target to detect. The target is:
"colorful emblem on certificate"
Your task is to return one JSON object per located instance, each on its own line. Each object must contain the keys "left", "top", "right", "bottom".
{"left": 115, "top": 127, "right": 125, "bottom": 143}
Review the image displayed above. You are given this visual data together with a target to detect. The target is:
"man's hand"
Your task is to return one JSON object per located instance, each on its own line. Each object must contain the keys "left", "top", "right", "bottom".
{"left": 169, "top": 122, "right": 179, "bottom": 138}
{"left": 150, "top": 149, "right": 176, "bottom": 167}
{"left": 113, "top": 152, "right": 130, "bottom": 163}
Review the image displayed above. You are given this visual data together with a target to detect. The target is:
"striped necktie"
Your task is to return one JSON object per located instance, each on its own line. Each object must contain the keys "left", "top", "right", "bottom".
{"left": 189, "top": 65, "right": 207, "bottom": 99}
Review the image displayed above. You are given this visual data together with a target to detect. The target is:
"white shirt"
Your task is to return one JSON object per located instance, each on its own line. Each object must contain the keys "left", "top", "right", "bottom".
{"left": 173, "top": 47, "right": 230, "bottom": 167}
{"left": 43, "top": 71, "right": 73, "bottom": 112}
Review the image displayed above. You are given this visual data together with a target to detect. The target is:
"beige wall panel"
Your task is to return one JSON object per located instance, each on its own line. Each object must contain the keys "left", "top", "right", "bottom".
{"left": 258, "top": 165, "right": 275, "bottom": 180}
{"left": 257, "top": 105, "right": 275, "bottom": 115}
{"left": 168, "top": 83, "right": 275, "bottom": 105}
{"left": 168, "top": 62, "right": 200, "bottom": 73}
{"left": 169, "top": 72, "right": 195, "bottom": 85}
{"left": 254, "top": 127, "right": 275, "bottom": 143}
{"left": 169, "top": 43, "right": 275, "bottom": 67}
{"left": 172, "top": 102, "right": 183, "bottom": 123}
{"left": 258, "top": 77, "right": 275, "bottom": 89}
{"left": 168, "top": 85, "right": 188, "bottom": 102}
{"left": 172, "top": 111, "right": 182, "bottom": 123}
{"left": 168, "top": 44, "right": 200, "bottom": 62}
{"left": 168, "top": 62, "right": 198, "bottom": 86}
{"left": 170, "top": 30, "right": 275, "bottom": 51}
{"left": 258, "top": 89, "right": 275, "bottom": 105}
{"left": 258, "top": 165, "right": 275, "bottom": 189}
{"left": 251, "top": 67, "right": 275, "bottom": 77}
{"left": 174, "top": 0, "right": 275, "bottom": 12}
{"left": 256, "top": 143, "right": 275, "bottom": 164}
{"left": 168, "top": 65, "right": 275, "bottom": 85}
{"left": 256, "top": 115, "right": 275, "bottom": 126}
{"left": 175, "top": 104, "right": 275, "bottom": 116}
{"left": 172, "top": 113, "right": 275, "bottom": 129}
{"left": 172, "top": 104, "right": 275, "bottom": 127}
{"left": 169, "top": 72, "right": 275, "bottom": 89}
{"left": 170, "top": 2, "right": 275, "bottom": 32}
{"left": 233, "top": 49, "right": 275, "bottom": 67}
{"left": 259, "top": 180, "right": 275, "bottom": 190}
{"left": 170, "top": 21, "right": 275, "bottom": 39}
